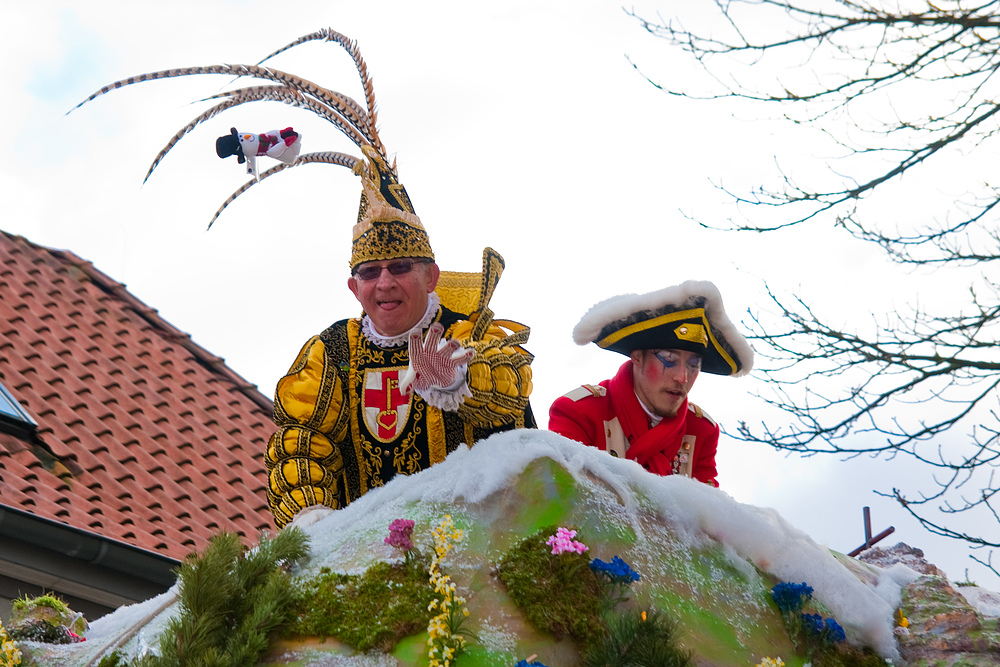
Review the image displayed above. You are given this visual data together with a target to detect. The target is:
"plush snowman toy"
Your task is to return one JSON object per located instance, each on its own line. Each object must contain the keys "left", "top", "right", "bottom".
{"left": 215, "top": 127, "right": 302, "bottom": 179}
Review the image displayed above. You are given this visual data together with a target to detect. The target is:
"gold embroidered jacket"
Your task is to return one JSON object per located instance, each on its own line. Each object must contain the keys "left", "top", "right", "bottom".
{"left": 266, "top": 303, "right": 535, "bottom": 527}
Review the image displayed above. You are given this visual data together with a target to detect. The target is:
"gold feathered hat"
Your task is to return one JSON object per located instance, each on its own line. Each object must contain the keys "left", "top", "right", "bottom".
{"left": 350, "top": 146, "right": 433, "bottom": 270}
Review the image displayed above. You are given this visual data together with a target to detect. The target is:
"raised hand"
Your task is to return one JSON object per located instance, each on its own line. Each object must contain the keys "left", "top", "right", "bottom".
{"left": 399, "top": 323, "right": 475, "bottom": 395}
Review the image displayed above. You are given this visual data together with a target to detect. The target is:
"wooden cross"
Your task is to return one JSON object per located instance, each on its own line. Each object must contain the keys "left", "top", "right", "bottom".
{"left": 848, "top": 506, "right": 895, "bottom": 557}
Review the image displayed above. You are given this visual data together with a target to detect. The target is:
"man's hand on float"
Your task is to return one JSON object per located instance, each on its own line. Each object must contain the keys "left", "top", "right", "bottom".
{"left": 400, "top": 323, "right": 475, "bottom": 395}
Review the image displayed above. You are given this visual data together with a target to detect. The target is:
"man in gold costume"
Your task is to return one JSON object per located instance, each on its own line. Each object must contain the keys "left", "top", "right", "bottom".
{"left": 266, "top": 148, "right": 536, "bottom": 528}
{"left": 68, "top": 27, "right": 536, "bottom": 530}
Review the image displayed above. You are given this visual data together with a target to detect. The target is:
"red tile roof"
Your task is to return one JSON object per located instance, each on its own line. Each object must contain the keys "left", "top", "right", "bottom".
{"left": 0, "top": 230, "right": 275, "bottom": 561}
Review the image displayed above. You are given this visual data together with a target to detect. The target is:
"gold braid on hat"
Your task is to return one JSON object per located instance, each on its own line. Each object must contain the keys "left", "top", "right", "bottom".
{"left": 349, "top": 146, "right": 433, "bottom": 270}
{"left": 72, "top": 27, "right": 434, "bottom": 261}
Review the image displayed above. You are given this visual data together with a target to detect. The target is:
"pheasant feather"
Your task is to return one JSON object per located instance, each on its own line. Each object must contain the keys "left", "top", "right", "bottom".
{"left": 202, "top": 85, "right": 373, "bottom": 146}
{"left": 254, "top": 28, "right": 383, "bottom": 155}
{"left": 207, "top": 151, "right": 360, "bottom": 230}
{"left": 71, "top": 30, "right": 395, "bottom": 228}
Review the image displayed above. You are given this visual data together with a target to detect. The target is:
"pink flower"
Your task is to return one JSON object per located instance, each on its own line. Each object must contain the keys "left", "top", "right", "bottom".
{"left": 388, "top": 518, "right": 415, "bottom": 534}
{"left": 386, "top": 518, "right": 416, "bottom": 552}
{"left": 546, "top": 527, "right": 588, "bottom": 555}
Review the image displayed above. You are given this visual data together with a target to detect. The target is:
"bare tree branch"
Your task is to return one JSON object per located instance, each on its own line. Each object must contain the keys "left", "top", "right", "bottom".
{"left": 633, "top": 1, "right": 1000, "bottom": 566}
{"left": 630, "top": 0, "right": 1000, "bottom": 262}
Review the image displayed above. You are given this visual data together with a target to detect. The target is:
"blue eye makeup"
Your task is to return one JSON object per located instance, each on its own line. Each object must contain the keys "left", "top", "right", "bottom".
{"left": 653, "top": 351, "right": 702, "bottom": 372}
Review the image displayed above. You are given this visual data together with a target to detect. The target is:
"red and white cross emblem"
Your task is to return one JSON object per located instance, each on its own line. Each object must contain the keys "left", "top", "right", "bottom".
{"left": 362, "top": 368, "right": 411, "bottom": 442}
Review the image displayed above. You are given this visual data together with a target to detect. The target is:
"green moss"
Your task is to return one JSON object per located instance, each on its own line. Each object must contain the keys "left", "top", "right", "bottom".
{"left": 811, "top": 646, "right": 890, "bottom": 667}
{"left": 495, "top": 526, "right": 605, "bottom": 650}
{"left": 97, "top": 651, "right": 126, "bottom": 667}
{"left": 288, "top": 557, "right": 437, "bottom": 653}
{"left": 902, "top": 576, "right": 962, "bottom": 616}
{"left": 7, "top": 592, "right": 85, "bottom": 644}
{"left": 11, "top": 594, "right": 69, "bottom": 614}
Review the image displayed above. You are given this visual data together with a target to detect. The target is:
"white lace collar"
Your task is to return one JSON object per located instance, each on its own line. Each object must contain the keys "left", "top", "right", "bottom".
{"left": 361, "top": 291, "right": 441, "bottom": 348}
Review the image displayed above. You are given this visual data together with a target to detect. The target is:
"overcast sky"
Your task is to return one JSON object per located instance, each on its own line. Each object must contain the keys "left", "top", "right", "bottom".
{"left": 3, "top": 1, "right": 993, "bottom": 585}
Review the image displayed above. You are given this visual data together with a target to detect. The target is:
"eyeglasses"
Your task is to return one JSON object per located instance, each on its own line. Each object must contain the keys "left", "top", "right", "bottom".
{"left": 354, "top": 259, "right": 429, "bottom": 281}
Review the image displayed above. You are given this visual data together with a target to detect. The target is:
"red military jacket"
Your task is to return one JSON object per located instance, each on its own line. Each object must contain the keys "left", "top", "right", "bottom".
{"left": 548, "top": 361, "right": 720, "bottom": 486}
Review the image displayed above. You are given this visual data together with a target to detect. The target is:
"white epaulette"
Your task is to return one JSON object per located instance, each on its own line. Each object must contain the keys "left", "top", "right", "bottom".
{"left": 688, "top": 402, "right": 717, "bottom": 426}
{"left": 562, "top": 384, "right": 607, "bottom": 402}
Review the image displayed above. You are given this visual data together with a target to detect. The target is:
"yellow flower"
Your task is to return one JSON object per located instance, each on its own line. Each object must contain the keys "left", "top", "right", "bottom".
{"left": 427, "top": 515, "right": 472, "bottom": 665}
{"left": 0, "top": 618, "right": 21, "bottom": 667}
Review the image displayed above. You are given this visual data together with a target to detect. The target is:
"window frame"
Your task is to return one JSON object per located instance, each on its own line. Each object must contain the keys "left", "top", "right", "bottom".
{"left": 0, "top": 380, "right": 37, "bottom": 440}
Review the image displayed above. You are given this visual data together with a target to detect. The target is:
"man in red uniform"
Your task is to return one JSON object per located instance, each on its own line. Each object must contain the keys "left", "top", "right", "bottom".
{"left": 548, "top": 281, "right": 753, "bottom": 487}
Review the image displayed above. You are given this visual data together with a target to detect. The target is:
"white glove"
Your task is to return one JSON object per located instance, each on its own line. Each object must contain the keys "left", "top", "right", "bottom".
{"left": 400, "top": 323, "right": 475, "bottom": 395}
{"left": 288, "top": 504, "right": 335, "bottom": 530}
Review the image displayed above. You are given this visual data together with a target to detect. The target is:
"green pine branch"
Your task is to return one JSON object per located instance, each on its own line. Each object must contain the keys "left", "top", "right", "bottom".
{"left": 135, "top": 528, "right": 309, "bottom": 667}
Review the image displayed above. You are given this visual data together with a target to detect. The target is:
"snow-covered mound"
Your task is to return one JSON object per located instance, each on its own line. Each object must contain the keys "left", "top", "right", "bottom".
{"left": 43, "top": 430, "right": 918, "bottom": 666}
{"left": 958, "top": 586, "right": 1000, "bottom": 618}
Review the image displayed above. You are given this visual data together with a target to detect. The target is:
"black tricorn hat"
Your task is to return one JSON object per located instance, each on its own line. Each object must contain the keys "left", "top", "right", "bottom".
{"left": 573, "top": 280, "right": 754, "bottom": 377}
{"left": 215, "top": 127, "right": 245, "bottom": 163}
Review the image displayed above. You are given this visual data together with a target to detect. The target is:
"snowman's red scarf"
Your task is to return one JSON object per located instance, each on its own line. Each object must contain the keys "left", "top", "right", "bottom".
{"left": 608, "top": 361, "right": 688, "bottom": 476}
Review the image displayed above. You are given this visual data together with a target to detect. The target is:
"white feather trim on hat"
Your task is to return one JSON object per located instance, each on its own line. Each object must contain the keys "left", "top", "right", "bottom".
{"left": 572, "top": 280, "right": 754, "bottom": 377}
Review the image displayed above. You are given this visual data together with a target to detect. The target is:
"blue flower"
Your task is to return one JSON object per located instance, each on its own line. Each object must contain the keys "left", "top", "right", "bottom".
{"left": 590, "top": 556, "right": 641, "bottom": 583}
{"left": 771, "top": 582, "right": 813, "bottom": 614}
{"left": 823, "top": 617, "right": 846, "bottom": 643}
{"left": 801, "top": 612, "right": 823, "bottom": 634}
{"left": 800, "top": 613, "right": 846, "bottom": 643}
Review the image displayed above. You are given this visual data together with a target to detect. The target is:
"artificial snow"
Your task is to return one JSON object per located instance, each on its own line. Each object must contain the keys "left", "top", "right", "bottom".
{"left": 957, "top": 585, "right": 1000, "bottom": 618}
